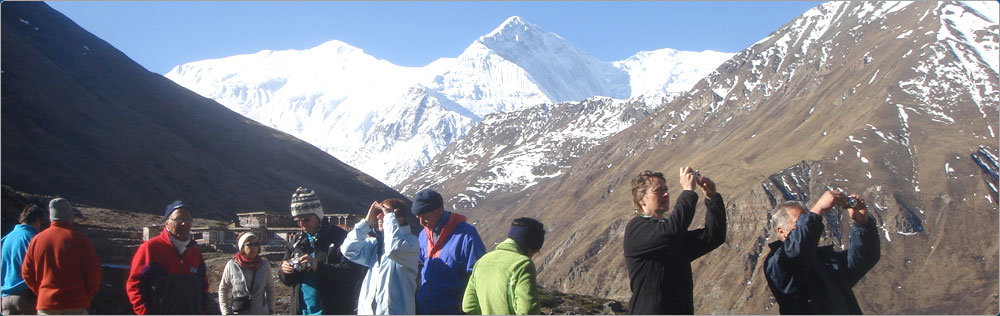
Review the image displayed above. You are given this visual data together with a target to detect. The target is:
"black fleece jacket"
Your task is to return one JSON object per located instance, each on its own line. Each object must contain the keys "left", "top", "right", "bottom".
{"left": 623, "top": 190, "right": 727, "bottom": 315}
{"left": 279, "top": 222, "right": 366, "bottom": 315}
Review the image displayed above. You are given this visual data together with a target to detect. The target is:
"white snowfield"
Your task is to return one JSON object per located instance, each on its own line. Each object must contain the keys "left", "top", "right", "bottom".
{"left": 165, "top": 16, "right": 732, "bottom": 185}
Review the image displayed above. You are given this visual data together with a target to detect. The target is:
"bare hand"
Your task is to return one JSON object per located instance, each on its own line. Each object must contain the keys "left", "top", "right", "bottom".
{"left": 365, "top": 201, "right": 380, "bottom": 227}
{"left": 299, "top": 254, "right": 317, "bottom": 272}
{"left": 679, "top": 166, "right": 697, "bottom": 191}
{"left": 698, "top": 175, "right": 717, "bottom": 197}
{"left": 847, "top": 194, "right": 869, "bottom": 224}
{"left": 810, "top": 190, "right": 846, "bottom": 216}
{"left": 280, "top": 260, "right": 295, "bottom": 274}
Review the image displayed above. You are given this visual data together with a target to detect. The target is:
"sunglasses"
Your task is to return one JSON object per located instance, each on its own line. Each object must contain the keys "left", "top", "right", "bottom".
{"left": 245, "top": 242, "right": 260, "bottom": 247}
{"left": 293, "top": 217, "right": 312, "bottom": 223}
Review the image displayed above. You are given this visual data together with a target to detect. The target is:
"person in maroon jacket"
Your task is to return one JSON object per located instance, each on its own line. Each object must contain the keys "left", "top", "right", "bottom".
{"left": 21, "top": 198, "right": 101, "bottom": 315}
{"left": 623, "top": 167, "right": 727, "bottom": 314}
{"left": 126, "top": 200, "right": 210, "bottom": 315}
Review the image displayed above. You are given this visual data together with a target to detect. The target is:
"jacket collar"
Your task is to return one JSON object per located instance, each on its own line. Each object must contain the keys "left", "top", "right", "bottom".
{"left": 425, "top": 212, "right": 467, "bottom": 258}
{"left": 157, "top": 227, "right": 195, "bottom": 249}
{"left": 50, "top": 220, "right": 72, "bottom": 229}
{"left": 496, "top": 238, "right": 525, "bottom": 256}
{"left": 14, "top": 224, "right": 38, "bottom": 234}
{"left": 768, "top": 240, "right": 783, "bottom": 251}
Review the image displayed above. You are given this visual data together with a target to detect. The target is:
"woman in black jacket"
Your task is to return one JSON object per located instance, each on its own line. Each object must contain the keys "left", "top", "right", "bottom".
{"left": 623, "top": 167, "right": 727, "bottom": 314}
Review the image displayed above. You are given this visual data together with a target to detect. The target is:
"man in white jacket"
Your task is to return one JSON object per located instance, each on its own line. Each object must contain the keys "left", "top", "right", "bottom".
{"left": 340, "top": 198, "right": 420, "bottom": 315}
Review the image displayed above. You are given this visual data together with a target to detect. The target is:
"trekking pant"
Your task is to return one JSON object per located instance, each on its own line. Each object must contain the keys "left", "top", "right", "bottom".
{"left": 1, "top": 292, "right": 37, "bottom": 315}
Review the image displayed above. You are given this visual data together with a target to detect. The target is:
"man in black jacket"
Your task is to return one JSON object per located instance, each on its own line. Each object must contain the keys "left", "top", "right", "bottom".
{"left": 623, "top": 167, "right": 727, "bottom": 314}
{"left": 279, "top": 187, "right": 365, "bottom": 315}
{"left": 764, "top": 190, "right": 880, "bottom": 314}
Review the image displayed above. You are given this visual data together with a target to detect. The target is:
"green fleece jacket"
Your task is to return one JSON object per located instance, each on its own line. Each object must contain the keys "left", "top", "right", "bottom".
{"left": 462, "top": 238, "right": 540, "bottom": 315}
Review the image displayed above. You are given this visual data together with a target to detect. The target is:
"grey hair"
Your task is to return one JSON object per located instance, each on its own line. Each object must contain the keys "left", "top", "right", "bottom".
{"left": 771, "top": 200, "right": 808, "bottom": 233}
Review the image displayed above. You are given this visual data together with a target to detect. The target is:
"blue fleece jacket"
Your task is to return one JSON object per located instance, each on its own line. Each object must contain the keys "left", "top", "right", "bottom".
{"left": 1, "top": 224, "right": 38, "bottom": 296}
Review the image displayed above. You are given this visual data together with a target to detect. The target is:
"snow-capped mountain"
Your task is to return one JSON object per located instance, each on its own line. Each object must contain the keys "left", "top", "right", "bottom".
{"left": 400, "top": 1, "right": 998, "bottom": 313}
{"left": 165, "top": 16, "right": 732, "bottom": 185}
{"left": 397, "top": 95, "right": 667, "bottom": 208}
{"left": 615, "top": 47, "right": 734, "bottom": 97}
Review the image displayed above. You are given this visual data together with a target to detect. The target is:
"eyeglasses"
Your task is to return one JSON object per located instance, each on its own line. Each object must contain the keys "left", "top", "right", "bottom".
{"left": 245, "top": 242, "right": 260, "bottom": 247}
{"left": 168, "top": 216, "right": 193, "bottom": 223}
{"left": 293, "top": 217, "right": 311, "bottom": 223}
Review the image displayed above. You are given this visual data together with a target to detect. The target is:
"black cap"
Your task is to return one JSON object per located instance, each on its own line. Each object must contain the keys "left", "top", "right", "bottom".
{"left": 411, "top": 189, "right": 444, "bottom": 215}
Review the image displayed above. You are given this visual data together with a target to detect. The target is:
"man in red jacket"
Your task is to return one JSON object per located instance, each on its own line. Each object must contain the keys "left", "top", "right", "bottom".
{"left": 126, "top": 200, "right": 210, "bottom": 315}
{"left": 21, "top": 198, "right": 101, "bottom": 315}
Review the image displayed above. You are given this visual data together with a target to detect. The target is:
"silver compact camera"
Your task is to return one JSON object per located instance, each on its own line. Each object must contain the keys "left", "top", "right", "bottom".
{"left": 289, "top": 256, "right": 312, "bottom": 272}
{"left": 289, "top": 257, "right": 303, "bottom": 272}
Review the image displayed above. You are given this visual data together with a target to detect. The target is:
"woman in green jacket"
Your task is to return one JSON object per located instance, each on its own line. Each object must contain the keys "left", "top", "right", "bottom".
{"left": 462, "top": 217, "right": 545, "bottom": 315}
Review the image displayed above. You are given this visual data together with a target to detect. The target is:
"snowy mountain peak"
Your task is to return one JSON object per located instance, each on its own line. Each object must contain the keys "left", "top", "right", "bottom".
{"left": 313, "top": 39, "right": 366, "bottom": 55}
{"left": 481, "top": 15, "right": 548, "bottom": 43}
{"left": 164, "top": 14, "right": 733, "bottom": 186}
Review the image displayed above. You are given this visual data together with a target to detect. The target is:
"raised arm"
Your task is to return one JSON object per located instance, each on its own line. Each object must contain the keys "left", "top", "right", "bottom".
{"left": 340, "top": 217, "right": 377, "bottom": 268}
{"left": 844, "top": 196, "right": 880, "bottom": 286}
{"left": 683, "top": 176, "right": 727, "bottom": 260}
{"left": 765, "top": 211, "right": 825, "bottom": 295}
{"left": 623, "top": 190, "right": 698, "bottom": 256}
{"left": 383, "top": 212, "right": 420, "bottom": 267}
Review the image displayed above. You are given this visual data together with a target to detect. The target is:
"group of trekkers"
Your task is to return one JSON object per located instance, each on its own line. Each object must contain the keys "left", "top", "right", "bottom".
{"left": 0, "top": 166, "right": 881, "bottom": 315}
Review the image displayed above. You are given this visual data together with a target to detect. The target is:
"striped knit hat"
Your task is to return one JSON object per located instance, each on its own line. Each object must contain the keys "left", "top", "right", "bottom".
{"left": 290, "top": 187, "right": 324, "bottom": 218}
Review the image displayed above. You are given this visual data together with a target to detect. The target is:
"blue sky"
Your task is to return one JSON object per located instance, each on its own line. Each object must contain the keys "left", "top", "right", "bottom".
{"left": 48, "top": 1, "right": 822, "bottom": 74}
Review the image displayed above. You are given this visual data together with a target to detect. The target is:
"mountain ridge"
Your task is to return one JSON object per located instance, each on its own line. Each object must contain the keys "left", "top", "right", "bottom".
{"left": 164, "top": 15, "right": 733, "bottom": 185}
{"left": 406, "top": 1, "right": 998, "bottom": 313}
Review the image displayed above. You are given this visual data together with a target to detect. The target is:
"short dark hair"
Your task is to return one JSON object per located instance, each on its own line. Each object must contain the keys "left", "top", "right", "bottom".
{"left": 382, "top": 198, "right": 410, "bottom": 225}
{"left": 631, "top": 170, "right": 665, "bottom": 213}
{"left": 18, "top": 204, "right": 46, "bottom": 225}
{"left": 511, "top": 217, "right": 544, "bottom": 231}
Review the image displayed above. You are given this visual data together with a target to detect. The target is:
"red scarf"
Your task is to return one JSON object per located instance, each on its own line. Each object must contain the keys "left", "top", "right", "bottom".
{"left": 234, "top": 252, "right": 262, "bottom": 270}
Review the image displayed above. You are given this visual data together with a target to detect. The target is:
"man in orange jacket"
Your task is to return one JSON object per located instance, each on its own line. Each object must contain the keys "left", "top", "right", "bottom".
{"left": 21, "top": 198, "right": 101, "bottom": 315}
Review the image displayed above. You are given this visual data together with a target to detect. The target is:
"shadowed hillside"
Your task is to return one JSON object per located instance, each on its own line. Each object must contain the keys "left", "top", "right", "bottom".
{"left": 1, "top": 2, "right": 404, "bottom": 220}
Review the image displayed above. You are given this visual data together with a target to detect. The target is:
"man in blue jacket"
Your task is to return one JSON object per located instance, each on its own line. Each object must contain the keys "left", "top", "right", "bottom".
{"left": 412, "top": 189, "right": 486, "bottom": 315}
{"left": 1, "top": 205, "right": 47, "bottom": 315}
{"left": 764, "top": 190, "right": 881, "bottom": 314}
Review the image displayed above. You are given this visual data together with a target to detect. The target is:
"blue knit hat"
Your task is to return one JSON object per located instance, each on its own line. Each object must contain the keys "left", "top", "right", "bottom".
{"left": 164, "top": 200, "right": 187, "bottom": 220}
{"left": 411, "top": 189, "right": 444, "bottom": 215}
{"left": 508, "top": 217, "right": 545, "bottom": 252}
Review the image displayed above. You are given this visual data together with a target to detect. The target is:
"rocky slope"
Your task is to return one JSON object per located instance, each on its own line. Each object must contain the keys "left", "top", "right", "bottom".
{"left": 397, "top": 94, "right": 670, "bottom": 211}
{"left": 410, "top": 1, "right": 999, "bottom": 314}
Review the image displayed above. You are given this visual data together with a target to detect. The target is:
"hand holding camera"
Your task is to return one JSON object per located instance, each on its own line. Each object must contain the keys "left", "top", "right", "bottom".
{"left": 845, "top": 194, "right": 869, "bottom": 224}
{"left": 289, "top": 254, "right": 315, "bottom": 272}
{"left": 697, "top": 174, "right": 717, "bottom": 197}
{"left": 810, "top": 190, "right": 846, "bottom": 216}
{"left": 679, "top": 166, "right": 698, "bottom": 191}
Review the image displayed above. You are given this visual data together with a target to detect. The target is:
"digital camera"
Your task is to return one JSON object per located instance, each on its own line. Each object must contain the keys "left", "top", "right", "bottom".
{"left": 846, "top": 197, "right": 859, "bottom": 208}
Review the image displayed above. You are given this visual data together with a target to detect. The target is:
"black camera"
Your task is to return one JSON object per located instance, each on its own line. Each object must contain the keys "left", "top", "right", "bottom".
{"left": 846, "top": 197, "right": 858, "bottom": 208}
